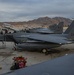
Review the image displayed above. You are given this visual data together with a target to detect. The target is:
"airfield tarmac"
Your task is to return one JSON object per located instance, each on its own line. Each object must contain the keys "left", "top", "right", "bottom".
{"left": 0, "top": 42, "right": 74, "bottom": 74}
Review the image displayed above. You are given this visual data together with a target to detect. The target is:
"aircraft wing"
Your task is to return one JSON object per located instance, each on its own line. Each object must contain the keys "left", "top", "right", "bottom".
{"left": 3, "top": 54, "right": 74, "bottom": 75}
{"left": 4, "top": 27, "right": 15, "bottom": 31}
{"left": 28, "top": 28, "right": 54, "bottom": 33}
{"left": 4, "top": 27, "right": 19, "bottom": 31}
{"left": 27, "top": 34, "right": 72, "bottom": 44}
{"left": 18, "top": 34, "right": 72, "bottom": 44}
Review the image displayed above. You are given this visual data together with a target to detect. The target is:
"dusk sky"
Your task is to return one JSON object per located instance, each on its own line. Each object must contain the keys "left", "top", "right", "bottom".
{"left": 0, "top": 0, "right": 74, "bottom": 22}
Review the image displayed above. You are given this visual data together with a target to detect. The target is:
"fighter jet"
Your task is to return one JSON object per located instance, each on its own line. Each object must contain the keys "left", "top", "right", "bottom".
{"left": 11, "top": 21, "right": 74, "bottom": 53}
{"left": 0, "top": 21, "right": 74, "bottom": 53}
{"left": 2, "top": 54, "right": 74, "bottom": 75}
{"left": 26, "top": 22, "right": 64, "bottom": 34}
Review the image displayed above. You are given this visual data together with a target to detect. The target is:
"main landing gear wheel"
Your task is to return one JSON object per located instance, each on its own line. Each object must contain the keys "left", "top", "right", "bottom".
{"left": 42, "top": 49, "right": 47, "bottom": 53}
{"left": 42, "top": 49, "right": 49, "bottom": 55}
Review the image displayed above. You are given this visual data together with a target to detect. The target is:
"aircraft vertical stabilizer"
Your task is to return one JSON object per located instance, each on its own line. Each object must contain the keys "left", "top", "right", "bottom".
{"left": 50, "top": 22, "right": 64, "bottom": 34}
{"left": 67, "top": 28, "right": 74, "bottom": 40}
{"left": 54, "top": 22, "right": 64, "bottom": 33}
{"left": 64, "top": 21, "right": 74, "bottom": 34}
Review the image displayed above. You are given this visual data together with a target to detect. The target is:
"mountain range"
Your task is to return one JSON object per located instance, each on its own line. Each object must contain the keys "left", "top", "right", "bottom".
{"left": 0, "top": 17, "right": 72, "bottom": 28}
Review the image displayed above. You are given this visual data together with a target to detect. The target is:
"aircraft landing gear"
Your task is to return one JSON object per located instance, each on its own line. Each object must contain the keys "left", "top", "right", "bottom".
{"left": 42, "top": 49, "right": 49, "bottom": 55}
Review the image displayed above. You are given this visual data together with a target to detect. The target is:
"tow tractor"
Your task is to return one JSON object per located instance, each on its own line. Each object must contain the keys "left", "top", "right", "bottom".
{"left": 10, "top": 56, "right": 27, "bottom": 70}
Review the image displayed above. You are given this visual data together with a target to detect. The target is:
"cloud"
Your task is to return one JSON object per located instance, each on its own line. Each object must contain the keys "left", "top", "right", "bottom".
{"left": 0, "top": 0, "right": 74, "bottom": 22}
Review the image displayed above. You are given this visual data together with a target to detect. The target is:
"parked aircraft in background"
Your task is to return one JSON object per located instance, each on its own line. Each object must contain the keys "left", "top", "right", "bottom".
{"left": 3, "top": 54, "right": 74, "bottom": 75}
{"left": 3, "top": 26, "right": 19, "bottom": 33}
{"left": 26, "top": 22, "right": 64, "bottom": 34}
{"left": 2, "top": 22, "right": 64, "bottom": 34}
{"left": 2, "top": 23, "right": 20, "bottom": 33}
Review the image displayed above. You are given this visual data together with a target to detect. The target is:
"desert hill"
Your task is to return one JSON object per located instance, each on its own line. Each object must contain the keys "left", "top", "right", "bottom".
{"left": 0, "top": 17, "right": 72, "bottom": 29}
